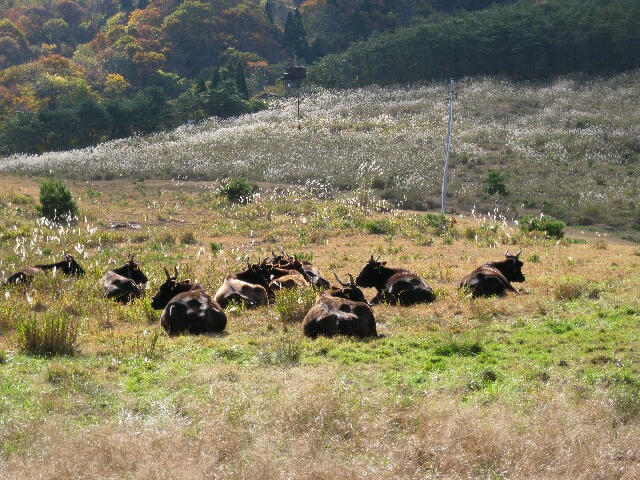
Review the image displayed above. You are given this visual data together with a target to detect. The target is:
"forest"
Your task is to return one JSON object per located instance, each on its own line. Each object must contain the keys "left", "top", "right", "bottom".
{"left": 0, "top": 0, "right": 638, "bottom": 155}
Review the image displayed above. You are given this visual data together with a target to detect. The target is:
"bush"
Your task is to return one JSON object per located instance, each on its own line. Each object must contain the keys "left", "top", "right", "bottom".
{"left": 519, "top": 214, "right": 565, "bottom": 238}
{"left": 274, "top": 287, "right": 317, "bottom": 323}
{"left": 16, "top": 312, "right": 80, "bottom": 356}
{"left": 485, "top": 171, "right": 508, "bottom": 196}
{"left": 37, "top": 179, "right": 79, "bottom": 222}
{"left": 220, "top": 177, "right": 256, "bottom": 204}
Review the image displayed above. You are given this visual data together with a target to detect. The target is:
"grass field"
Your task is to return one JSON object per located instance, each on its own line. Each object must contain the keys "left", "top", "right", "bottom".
{"left": 1, "top": 71, "right": 639, "bottom": 234}
{"left": 0, "top": 173, "right": 638, "bottom": 479}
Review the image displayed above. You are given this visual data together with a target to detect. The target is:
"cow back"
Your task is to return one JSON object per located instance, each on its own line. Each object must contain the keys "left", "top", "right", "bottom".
{"left": 103, "top": 271, "right": 142, "bottom": 303}
{"left": 302, "top": 292, "right": 377, "bottom": 339}
{"left": 160, "top": 289, "right": 227, "bottom": 335}
{"left": 214, "top": 277, "right": 269, "bottom": 309}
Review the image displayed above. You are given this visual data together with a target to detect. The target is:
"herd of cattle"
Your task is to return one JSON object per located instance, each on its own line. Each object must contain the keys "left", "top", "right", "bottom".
{"left": 2, "top": 250, "right": 526, "bottom": 339}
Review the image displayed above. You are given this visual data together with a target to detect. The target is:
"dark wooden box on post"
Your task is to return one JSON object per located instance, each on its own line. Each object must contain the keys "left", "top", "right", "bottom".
{"left": 283, "top": 66, "right": 307, "bottom": 82}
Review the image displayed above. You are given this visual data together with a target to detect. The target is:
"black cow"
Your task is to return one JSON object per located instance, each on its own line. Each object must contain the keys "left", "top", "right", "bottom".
{"left": 152, "top": 267, "right": 227, "bottom": 335}
{"left": 355, "top": 255, "right": 435, "bottom": 306}
{"left": 302, "top": 276, "right": 378, "bottom": 339}
{"left": 328, "top": 273, "right": 368, "bottom": 303}
{"left": 4, "top": 254, "right": 85, "bottom": 285}
{"left": 214, "top": 262, "right": 270, "bottom": 309}
{"left": 459, "top": 249, "right": 525, "bottom": 297}
{"left": 103, "top": 255, "right": 149, "bottom": 303}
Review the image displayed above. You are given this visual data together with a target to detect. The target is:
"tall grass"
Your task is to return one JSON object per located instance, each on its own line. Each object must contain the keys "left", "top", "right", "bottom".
{"left": 16, "top": 312, "right": 80, "bottom": 356}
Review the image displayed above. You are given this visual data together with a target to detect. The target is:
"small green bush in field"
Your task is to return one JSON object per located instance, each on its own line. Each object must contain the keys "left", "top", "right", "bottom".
{"left": 220, "top": 177, "right": 256, "bottom": 204}
{"left": 274, "top": 287, "right": 317, "bottom": 324}
{"left": 37, "top": 179, "right": 79, "bottom": 222}
{"left": 16, "top": 312, "right": 80, "bottom": 356}
{"left": 519, "top": 214, "right": 565, "bottom": 238}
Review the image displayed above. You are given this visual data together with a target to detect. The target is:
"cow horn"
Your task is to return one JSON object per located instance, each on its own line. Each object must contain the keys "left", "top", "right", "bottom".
{"left": 515, "top": 249, "right": 522, "bottom": 258}
{"left": 504, "top": 250, "right": 509, "bottom": 257}
{"left": 370, "top": 254, "right": 375, "bottom": 261}
{"left": 334, "top": 272, "right": 348, "bottom": 287}
{"left": 174, "top": 266, "right": 179, "bottom": 279}
{"left": 163, "top": 267, "right": 171, "bottom": 280}
{"left": 347, "top": 273, "right": 356, "bottom": 287}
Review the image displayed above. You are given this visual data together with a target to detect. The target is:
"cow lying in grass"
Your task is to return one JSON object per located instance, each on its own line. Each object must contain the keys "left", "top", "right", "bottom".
{"left": 459, "top": 249, "right": 525, "bottom": 297}
{"left": 102, "top": 255, "right": 148, "bottom": 303}
{"left": 355, "top": 255, "right": 435, "bottom": 306}
{"left": 302, "top": 273, "right": 379, "bottom": 339}
{"left": 214, "top": 262, "right": 270, "bottom": 309}
{"left": 152, "top": 267, "right": 227, "bottom": 335}
{"left": 4, "top": 254, "right": 85, "bottom": 285}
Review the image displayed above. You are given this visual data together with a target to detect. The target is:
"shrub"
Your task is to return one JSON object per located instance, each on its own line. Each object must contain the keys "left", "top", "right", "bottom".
{"left": 274, "top": 287, "right": 317, "bottom": 323}
{"left": 37, "top": 179, "right": 79, "bottom": 222}
{"left": 485, "top": 171, "right": 508, "bottom": 196}
{"left": 364, "top": 218, "right": 395, "bottom": 235}
{"left": 519, "top": 214, "right": 565, "bottom": 238}
{"left": 16, "top": 312, "right": 80, "bottom": 356}
{"left": 220, "top": 177, "right": 256, "bottom": 204}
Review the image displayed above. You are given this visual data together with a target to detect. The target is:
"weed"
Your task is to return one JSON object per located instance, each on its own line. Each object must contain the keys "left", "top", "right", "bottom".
{"left": 16, "top": 312, "right": 80, "bottom": 356}
{"left": 257, "top": 334, "right": 302, "bottom": 366}
{"left": 274, "top": 287, "right": 317, "bottom": 324}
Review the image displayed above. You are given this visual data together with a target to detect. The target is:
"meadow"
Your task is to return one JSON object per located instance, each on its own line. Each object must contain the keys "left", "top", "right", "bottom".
{"left": 1, "top": 71, "right": 639, "bottom": 233}
{"left": 0, "top": 72, "right": 639, "bottom": 479}
{"left": 0, "top": 173, "right": 637, "bottom": 479}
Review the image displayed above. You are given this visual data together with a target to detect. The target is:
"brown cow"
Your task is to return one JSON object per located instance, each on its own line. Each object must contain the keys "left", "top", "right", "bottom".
{"left": 214, "top": 262, "right": 270, "bottom": 309}
{"left": 355, "top": 255, "right": 435, "bottom": 306}
{"left": 459, "top": 249, "right": 525, "bottom": 297}
{"left": 4, "top": 254, "right": 85, "bottom": 285}
{"left": 152, "top": 267, "right": 227, "bottom": 335}
{"left": 102, "top": 254, "right": 148, "bottom": 303}
{"left": 302, "top": 274, "right": 378, "bottom": 339}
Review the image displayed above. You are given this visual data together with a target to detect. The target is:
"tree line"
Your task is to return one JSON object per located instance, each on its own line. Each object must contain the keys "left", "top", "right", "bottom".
{"left": 310, "top": 0, "right": 640, "bottom": 87}
{"left": 0, "top": 62, "right": 263, "bottom": 154}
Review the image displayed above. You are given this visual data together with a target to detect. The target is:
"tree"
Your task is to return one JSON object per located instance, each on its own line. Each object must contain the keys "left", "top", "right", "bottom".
{"left": 120, "top": 0, "right": 135, "bottom": 14}
{"left": 485, "top": 171, "right": 508, "bottom": 196}
{"left": 37, "top": 178, "right": 79, "bottom": 222}
{"left": 210, "top": 68, "right": 221, "bottom": 89}
{"left": 283, "top": 8, "right": 309, "bottom": 60}
{"left": 264, "top": 0, "right": 274, "bottom": 24}
{"left": 235, "top": 64, "right": 249, "bottom": 99}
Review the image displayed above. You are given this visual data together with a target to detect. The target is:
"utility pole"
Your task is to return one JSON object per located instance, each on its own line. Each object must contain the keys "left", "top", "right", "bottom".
{"left": 441, "top": 78, "right": 456, "bottom": 216}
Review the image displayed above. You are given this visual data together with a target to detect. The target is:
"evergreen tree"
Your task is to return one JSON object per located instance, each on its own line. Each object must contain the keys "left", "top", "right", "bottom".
{"left": 210, "top": 68, "right": 222, "bottom": 90}
{"left": 264, "top": 0, "right": 274, "bottom": 24}
{"left": 284, "top": 8, "right": 309, "bottom": 61}
{"left": 195, "top": 77, "right": 207, "bottom": 93}
{"left": 235, "top": 64, "right": 249, "bottom": 99}
{"left": 119, "top": 0, "right": 135, "bottom": 13}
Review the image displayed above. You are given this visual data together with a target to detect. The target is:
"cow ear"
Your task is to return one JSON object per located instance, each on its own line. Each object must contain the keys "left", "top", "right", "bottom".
{"left": 382, "top": 261, "right": 387, "bottom": 266}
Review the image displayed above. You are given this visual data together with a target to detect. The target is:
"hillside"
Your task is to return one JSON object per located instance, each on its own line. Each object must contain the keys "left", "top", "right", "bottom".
{"left": 2, "top": 71, "right": 639, "bottom": 234}
{"left": 2, "top": 0, "right": 639, "bottom": 155}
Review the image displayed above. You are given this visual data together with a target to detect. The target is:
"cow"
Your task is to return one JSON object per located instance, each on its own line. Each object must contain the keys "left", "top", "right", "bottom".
{"left": 328, "top": 273, "right": 368, "bottom": 303}
{"left": 102, "top": 255, "right": 148, "bottom": 303}
{"left": 355, "top": 255, "right": 435, "bottom": 306}
{"left": 151, "top": 267, "right": 227, "bottom": 335}
{"left": 266, "top": 265, "right": 309, "bottom": 291}
{"left": 4, "top": 254, "right": 85, "bottom": 285}
{"left": 213, "top": 262, "right": 270, "bottom": 309}
{"left": 302, "top": 275, "right": 378, "bottom": 339}
{"left": 459, "top": 249, "right": 525, "bottom": 298}
{"left": 301, "top": 261, "right": 331, "bottom": 289}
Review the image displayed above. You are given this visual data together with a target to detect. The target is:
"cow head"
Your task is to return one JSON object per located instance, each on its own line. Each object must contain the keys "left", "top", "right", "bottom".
{"left": 333, "top": 273, "right": 368, "bottom": 303}
{"left": 125, "top": 254, "right": 149, "bottom": 285}
{"left": 62, "top": 254, "right": 85, "bottom": 276}
{"left": 355, "top": 255, "right": 386, "bottom": 288}
{"left": 503, "top": 249, "right": 525, "bottom": 283}
{"left": 151, "top": 266, "right": 192, "bottom": 310}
